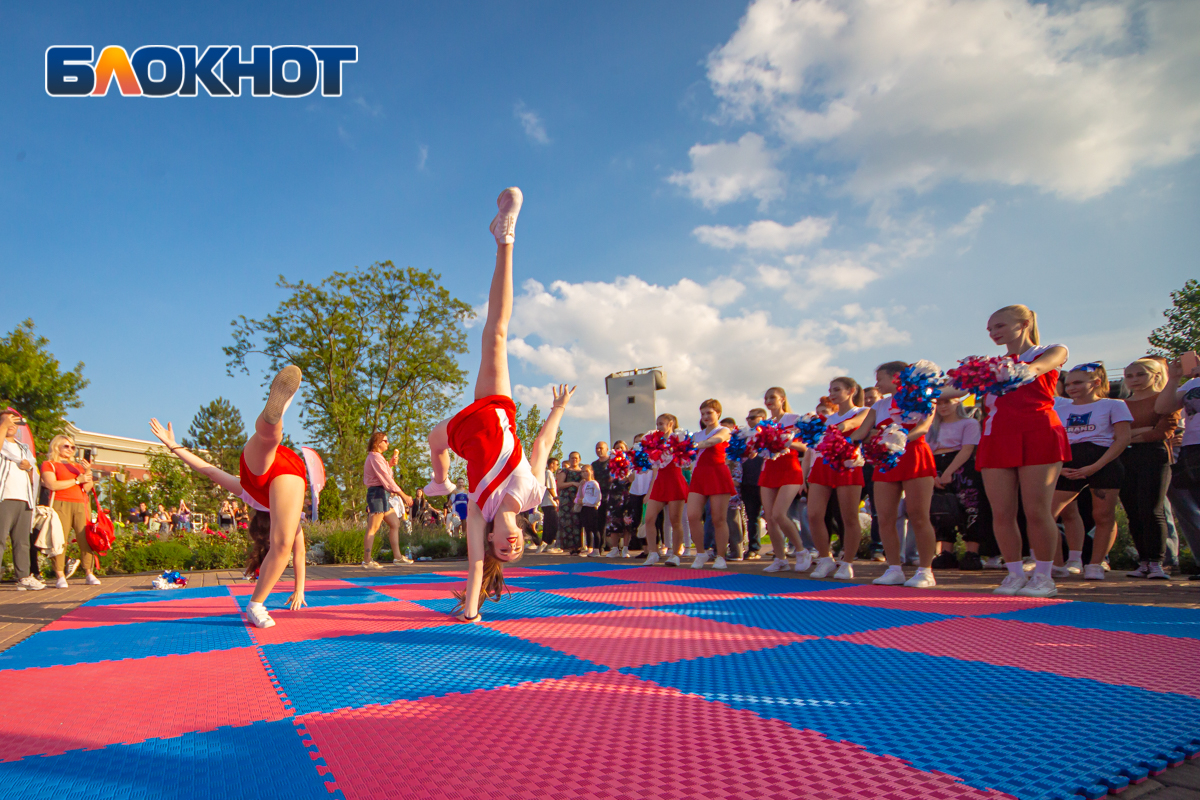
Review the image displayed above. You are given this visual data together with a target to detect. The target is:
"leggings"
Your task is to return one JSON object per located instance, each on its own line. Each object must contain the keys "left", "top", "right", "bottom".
{"left": 540, "top": 504, "right": 558, "bottom": 545}
{"left": 1120, "top": 442, "right": 1171, "bottom": 563}
{"left": 581, "top": 506, "right": 604, "bottom": 548}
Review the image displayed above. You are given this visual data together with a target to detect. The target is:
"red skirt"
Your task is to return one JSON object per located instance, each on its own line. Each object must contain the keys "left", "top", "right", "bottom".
{"left": 808, "top": 458, "right": 864, "bottom": 488}
{"left": 976, "top": 415, "right": 1071, "bottom": 470}
{"left": 240, "top": 446, "right": 306, "bottom": 511}
{"left": 447, "top": 394, "right": 520, "bottom": 495}
{"left": 649, "top": 463, "right": 688, "bottom": 503}
{"left": 689, "top": 451, "right": 736, "bottom": 496}
{"left": 873, "top": 438, "right": 937, "bottom": 483}
{"left": 759, "top": 450, "right": 804, "bottom": 489}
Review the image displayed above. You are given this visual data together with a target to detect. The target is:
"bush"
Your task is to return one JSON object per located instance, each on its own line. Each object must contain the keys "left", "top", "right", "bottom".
{"left": 189, "top": 538, "right": 248, "bottom": 570}
{"left": 323, "top": 528, "right": 384, "bottom": 564}
{"left": 119, "top": 540, "right": 192, "bottom": 573}
{"left": 416, "top": 538, "right": 458, "bottom": 559}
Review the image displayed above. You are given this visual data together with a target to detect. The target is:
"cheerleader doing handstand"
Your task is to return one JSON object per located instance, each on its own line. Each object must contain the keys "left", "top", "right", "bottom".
{"left": 422, "top": 188, "right": 575, "bottom": 621}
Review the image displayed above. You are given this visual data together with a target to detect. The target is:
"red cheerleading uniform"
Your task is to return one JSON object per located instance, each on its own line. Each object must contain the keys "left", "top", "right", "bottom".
{"left": 688, "top": 428, "right": 737, "bottom": 496}
{"left": 974, "top": 344, "right": 1072, "bottom": 470}
{"left": 758, "top": 413, "right": 805, "bottom": 489}
{"left": 808, "top": 407, "right": 866, "bottom": 488}
{"left": 648, "top": 462, "right": 689, "bottom": 503}
{"left": 869, "top": 397, "right": 936, "bottom": 483}
{"left": 447, "top": 395, "right": 544, "bottom": 520}
{"left": 240, "top": 445, "right": 306, "bottom": 511}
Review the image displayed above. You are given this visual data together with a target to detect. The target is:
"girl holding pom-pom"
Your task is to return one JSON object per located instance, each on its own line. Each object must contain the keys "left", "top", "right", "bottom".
{"left": 944, "top": 304, "right": 1069, "bottom": 598}
{"left": 642, "top": 414, "right": 688, "bottom": 566}
{"left": 686, "top": 399, "right": 737, "bottom": 569}
{"left": 807, "top": 377, "right": 869, "bottom": 580}
{"left": 853, "top": 361, "right": 939, "bottom": 588}
{"left": 758, "top": 387, "right": 809, "bottom": 574}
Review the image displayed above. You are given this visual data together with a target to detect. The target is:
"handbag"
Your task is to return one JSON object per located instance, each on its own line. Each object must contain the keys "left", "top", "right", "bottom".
{"left": 84, "top": 489, "right": 115, "bottom": 560}
{"left": 928, "top": 489, "right": 964, "bottom": 534}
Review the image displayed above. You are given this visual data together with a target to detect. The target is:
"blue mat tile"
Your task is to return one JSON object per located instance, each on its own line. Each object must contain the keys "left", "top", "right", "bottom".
{"left": 664, "top": 574, "right": 847, "bottom": 596}
{"left": 262, "top": 623, "right": 600, "bottom": 714}
{"left": 984, "top": 601, "right": 1200, "bottom": 640}
{"left": 413, "top": 590, "right": 623, "bottom": 621}
{"left": 234, "top": 585, "right": 394, "bottom": 611}
{"left": 653, "top": 596, "right": 948, "bottom": 637}
{"left": 0, "top": 615, "right": 253, "bottom": 670}
{"left": 83, "top": 586, "right": 232, "bottom": 607}
{"left": 525, "top": 562, "right": 631, "bottom": 573}
{"left": 627, "top": 639, "right": 1200, "bottom": 800}
{"left": 505, "top": 573, "right": 629, "bottom": 590}
{"left": 343, "top": 573, "right": 461, "bottom": 587}
{"left": 0, "top": 718, "right": 330, "bottom": 799}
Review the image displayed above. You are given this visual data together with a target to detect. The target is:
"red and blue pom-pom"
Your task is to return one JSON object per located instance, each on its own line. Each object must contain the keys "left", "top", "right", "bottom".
{"left": 631, "top": 448, "right": 653, "bottom": 473}
{"left": 607, "top": 450, "right": 633, "bottom": 481}
{"left": 750, "top": 419, "right": 793, "bottom": 459}
{"left": 949, "top": 355, "right": 1036, "bottom": 397}
{"left": 862, "top": 424, "right": 908, "bottom": 472}
{"left": 668, "top": 431, "right": 699, "bottom": 467}
{"left": 815, "top": 426, "right": 864, "bottom": 471}
{"left": 793, "top": 413, "right": 827, "bottom": 447}
{"left": 638, "top": 430, "right": 672, "bottom": 467}
{"left": 893, "top": 360, "right": 946, "bottom": 423}
{"left": 725, "top": 427, "right": 749, "bottom": 462}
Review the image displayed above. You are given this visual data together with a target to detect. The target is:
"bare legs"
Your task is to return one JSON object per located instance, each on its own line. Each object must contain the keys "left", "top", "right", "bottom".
{"left": 250, "top": 474, "right": 305, "bottom": 604}
{"left": 687, "top": 493, "right": 731, "bottom": 559}
{"left": 642, "top": 498, "right": 684, "bottom": 557}
{"left": 875, "top": 478, "right": 936, "bottom": 569}
{"left": 364, "top": 511, "right": 402, "bottom": 564}
{"left": 1053, "top": 489, "right": 1118, "bottom": 567}
{"left": 807, "top": 484, "right": 863, "bottom": 563}
{"left": 983, "top": 464, "right": 1061, "bottom": 563}
{"left": 761, "top": 484, "right": 803, "bottom": 561}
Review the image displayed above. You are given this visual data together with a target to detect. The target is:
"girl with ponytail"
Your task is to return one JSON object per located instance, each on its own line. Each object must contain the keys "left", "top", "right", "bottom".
{"left": 758, "top": 387, "right": 808, "bottom": 574}
{"left": 806, "top": 376, "right": 868, "bottom": 580}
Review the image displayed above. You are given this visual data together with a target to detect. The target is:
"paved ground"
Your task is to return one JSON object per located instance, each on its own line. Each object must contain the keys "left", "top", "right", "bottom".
{"left": 0, "top": 556, "right": 1195, "bottom": 800}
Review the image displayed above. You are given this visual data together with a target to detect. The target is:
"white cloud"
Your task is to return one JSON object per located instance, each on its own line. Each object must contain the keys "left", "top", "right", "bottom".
{"left": 352, "top": 96, "right": 383, "bottom": 117}
{"left": 501, "top": 274, "right": 906, "bottom": 425}
{"left": 514, "top": 102, "right": 550, "bottom": 145}
{"left": 708, "top": 0, "right": 1200, "bottom": 199}
{"left": 417, "top": 144, "right": 429, "bottom": 171}
{"left": 668, "top": 132, "right": 785, "bottom": 209}
{"left": 693, "top": 216, "right": 833, "bottom": 251}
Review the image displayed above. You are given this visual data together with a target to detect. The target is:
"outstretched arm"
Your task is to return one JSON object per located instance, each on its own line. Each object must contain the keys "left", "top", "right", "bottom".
{"left": 529, "top": 385, "right": 576, "bottom": 478}
{"left": 149, "top": 418, "right": 243, "bottom": 495}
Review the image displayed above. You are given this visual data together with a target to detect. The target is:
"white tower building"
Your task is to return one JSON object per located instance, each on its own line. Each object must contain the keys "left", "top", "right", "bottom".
{"left": 605, "top": 368, "right": 667, "bottom": 445}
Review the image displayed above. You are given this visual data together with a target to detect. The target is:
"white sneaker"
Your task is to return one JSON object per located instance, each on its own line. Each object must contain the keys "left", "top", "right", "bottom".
{"left": 644, "top": 552, "right": 660, "bottom": 566}
{"left": 833, "top": 562, "right": 854, "bottom": 580}
{"left": 1051, "top": 566, "right": 1071, "bottom": 579}
{"left": 763, "top": 558, "right": 789, "bottom": 573}
{"left": 982, "top": 556, "right": 1005, "bottom": 570}
{"left": 712, "top": 556, "right": 728, "bottom": 570}
{"left": 621, "top": 546, "right": 630, "bottom": 558}
{"left": 535, "top": 542, "right": 548, "bottom": 554}
{"left": 422, "top": 480, "right": 456, "bottom": 497}
{"left": 263, "top": 365, "right": 302, "bottom": 425}
{"left": 793, "top": 550, "right": 813, "bottom": 572}
{"left": 994, "top": 572, "right": 1029, "bottom": 596}
{"left": 605, "top": 547, "right": 620, "bottom": 558}
{"left": 55, "top": 576, "right": 68, "bottom": 589}
{"left": 489, "top": 187, "right": 523, "bottom": 244}
{"left": 873, "top": 566, "right": 907, "bottom": 586}
{"left": 666, "top": 554, "right": 681, "bottom": 567}
{"left": 1017, "top": 573, "right": 1058, "bottom": 598}
{"left": 577, "top": 549, "right": 589, "bottom": 558}
{"left": 810, "top": 557, "right": 837, "bottom": 579}
{"left": 245, "top": 603, "right": 276, "bottom": 629}
{"left": 1126, "top": 562, "right": 1150, "bottom": 578}
{"left": 1083, "top": 564, "right": 1105, "bottom": 581}
{"left": 85, "top": 574, "right": 101, "bottom": 586}
{"left": 692, "top": 553, "right": 710, "bottom": 569}
{"left": 1101, "top": 560, "right": 1111, "bottom": 571}
{"left": 1065, "top": 558, "right": 1083, "bottom": 575}
{"left": 904, "top": 569, "right": 936, "bottom": 589}
{"left": 362, "top": 561, "right": 383, "bottom": 570}
{"left": 65, "top": 558, "right": 80, "bottom": 579}
{"left": 1147, "top": 563, "right": 1171, "bottom": 580}
{"left": 16, "top": 575, "right": 45, "bottom": 591}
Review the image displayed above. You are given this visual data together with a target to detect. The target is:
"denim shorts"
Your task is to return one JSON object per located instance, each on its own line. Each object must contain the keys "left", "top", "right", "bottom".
{"left": 366, "top": 485, "right": 389, "bottom": 514}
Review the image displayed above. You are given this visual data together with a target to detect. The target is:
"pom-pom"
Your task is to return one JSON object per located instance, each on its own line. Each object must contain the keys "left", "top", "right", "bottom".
{"left": 669, "top": 431, "right": 699, "bottom": 467}
{"left": 949, "top": 355, "right": 1036, "bottom": 397}
{"left": 725, "top": 427, "right": 749, "bottom": 462}
{"left": 631, "top": 448, "right": 653, "bottom": 473}
{"left": 815, "top": 426, "right": 864, "bottom": 471}
{"left": 749, "top": 419, "right": 793, "bottom": 459}
{"left": 638, "top": 431, "right": 672, "bottom": 468}
{"left": 793, "top": 413, "right": 827, "bottom": 447}
{"left": 862, "top": 424, "right": 908, "bottom": 472}
{"left": 893, "top": 360, "right": 947, "bottom": 424}
{"left": 153, "top": 570, "right": 187, "bottom": 590}
{"left": 607, "top": 450, "right": 633, "bottom": 482}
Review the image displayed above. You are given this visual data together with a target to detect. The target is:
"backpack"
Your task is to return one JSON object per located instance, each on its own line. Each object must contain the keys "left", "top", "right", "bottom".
{"left": 928, "top": 489, "right": 964, "bottom": 536}
{"left": 85, "top": 489, "right": 115, "bottom": 560}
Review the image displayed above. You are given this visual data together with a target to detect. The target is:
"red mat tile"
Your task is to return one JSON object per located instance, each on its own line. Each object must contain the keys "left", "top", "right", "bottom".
{"left": 485, "top": 608, "right": 812, "bottom": 668}
{"left": 298, "top": 671, "right": 1011, "bottom": 800}
{"left": 44, "top": 594, "right": 243, "bottom": 631}
{"left": 227, "top": 579, "right": 358, "bottom": 596}
{"left": 783, "top": 584, "right": 1066, "bottom": 616}
{"left": 249, "top": 599, "right": 458, "bottom": 645}
{"left": 835, "top": 616, "right": 1200, "bottom": 698}
{"left": 0, "top": 647, "right": 287, "bottom": 761}
{"left": 433, "top": 568, "right": 562, "bottom": 577}
{"left": 372, "top": 582, "right": 532, "bottom": 602}
{"left": 577, "top": 565, "right": 725, "bottom": 582}
{"left": 545, "top": 581, "right": 755, "bottom": 609}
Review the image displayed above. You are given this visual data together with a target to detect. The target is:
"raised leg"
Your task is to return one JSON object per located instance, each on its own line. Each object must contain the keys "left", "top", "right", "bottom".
{"left": 244, "top": 366, "right": 301, "bottom": 476}
{"left": 475, "top": 188, "right": 522, "bottom": 401}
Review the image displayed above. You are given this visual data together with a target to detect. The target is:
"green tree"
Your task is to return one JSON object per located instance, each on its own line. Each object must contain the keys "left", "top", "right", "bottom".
{"left": 182, "top": 398, "right": 246, "bottom": 474}
{"left": 1149, "top": 279, "right": 1200, "bottom": 358}
{"left": 0, "top": 319, "right": 88, "bottom": 442}
{"left": 146, "top": 451, "right": 196, "bottom": 510}
{"left": 224, "top": 262, "right": 473, "bottom": 512}
{"left": 513, "top": 400, "right": 563, "bottom": 462}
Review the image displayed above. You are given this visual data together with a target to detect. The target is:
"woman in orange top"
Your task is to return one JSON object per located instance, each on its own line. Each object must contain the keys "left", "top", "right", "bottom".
{"left": 40, "top": 435, "right": 95, "bottom": 588}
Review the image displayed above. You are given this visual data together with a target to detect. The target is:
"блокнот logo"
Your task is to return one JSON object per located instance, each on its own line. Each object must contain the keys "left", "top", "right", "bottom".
{"left": 46, "top": 46, "right": 357, "bottom": 97}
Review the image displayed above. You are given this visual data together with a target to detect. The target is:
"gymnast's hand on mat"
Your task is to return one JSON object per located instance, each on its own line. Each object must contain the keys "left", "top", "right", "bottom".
{"left": 286, "top": 592, "right": 307, "bottom": 611}
{"left": 455, "top": 612, "right": 482, "bottom": 624}
{"left": 552, "top": 384, "right": 577, "bottom": 409}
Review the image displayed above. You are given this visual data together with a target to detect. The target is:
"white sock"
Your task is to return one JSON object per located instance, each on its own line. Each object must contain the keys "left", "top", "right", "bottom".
{"left": 885, "top": 565, "right": 904, "bottom": 573}
{"left": 1034, "top": 560, "right": 1054, "bottom": 578}
{"left": 916, "top": 566, "right": 933, "bottom": 576}
{"left": 1068, "top": 550, "right": 1083, "bottom": 562}
{"left": 247, "top": 600, "right": 265, "bottom": 611}
{"left": 1006, "top": 563, "right": 1025, "bottom": 578}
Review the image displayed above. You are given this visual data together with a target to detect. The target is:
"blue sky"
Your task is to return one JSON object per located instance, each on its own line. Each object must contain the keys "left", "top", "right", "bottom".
{"left": 3, "top": 0, "right": 1198, "bottom": 456}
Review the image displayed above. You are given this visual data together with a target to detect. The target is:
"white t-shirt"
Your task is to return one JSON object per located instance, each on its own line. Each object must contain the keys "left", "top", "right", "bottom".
{"left": 826, "top": 407, "right": 865, "bottom": 428}
{"left": 479, "top": 455, "right": 545, "bottom": 521}
{"left": 928, "top": 417, "right": 981, "bottom": 451}
{"left": 630, "top": 468, "right": 653, "bottom": 496}
{"left": 540, "top": 469, "right": 558, "bottom": 507}
{"left": 580, "top": 479, "right": 602, "bottom": 508}
{"left": 1180, "top": 378, "right": 1200, "bottom": 448}
{"left": 870, "top": 397, "right": 893, "bottom": 424}
{"left": 2, "top": 441, "right": 34, "bottom": 505}
{"left": 1055, "top": 398, "right": 1134, "bottom": 446}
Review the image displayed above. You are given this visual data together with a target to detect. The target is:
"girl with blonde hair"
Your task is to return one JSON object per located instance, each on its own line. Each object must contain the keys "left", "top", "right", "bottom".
{"left": 807, "top": 377, "right": 869, "bottom": 580}
{"left": 642, "top": 413, "right": 688, "bottom": 566}
{"left": 1120, "top": 357, "right": 1179, "bottom": 577}
{"left": 758, "top": 387, "right": 808, "bottom": 573}
{"left": 40, "top": 434, "right": 94, "bottom": 588}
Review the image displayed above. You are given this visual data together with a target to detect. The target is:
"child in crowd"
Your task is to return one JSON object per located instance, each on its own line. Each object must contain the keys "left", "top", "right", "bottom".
{"left": 578, "top": 465, "right": 604, "bottom": 555}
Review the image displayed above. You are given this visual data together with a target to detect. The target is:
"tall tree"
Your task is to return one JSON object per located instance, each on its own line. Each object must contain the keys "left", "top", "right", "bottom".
{"left": 0, "top": 319, "right": 88, "bottom": 443}
{"left": 513, "top": 400, "right": 563, "bottom": 462}
{"left": 1149, "top": 279, "right": 1200, "bottom": 358}
{"left": 224, "top": 262, "right": 473, "bottom": 511}
{"left": 183, "top": 398, "right": 246, "bottom": 474}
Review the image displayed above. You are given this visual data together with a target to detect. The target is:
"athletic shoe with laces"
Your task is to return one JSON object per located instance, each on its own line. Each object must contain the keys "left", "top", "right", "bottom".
{"left": 535, "top": 542, "right": 548, "bottom": 554}
{"left": 994, "top": 572, "right": 1029, "bottom": 596}
{"left": 245, "top": 603, "right": 276, "bottom": 629}
{"left": 1147, "top": 563, "right": 1171, "bottom": 580}
{"left": 1083, "top": 564, "right": 1105, "bottom": 580}
{"left": 712, "top": 556, "right": 728, "bottom": 570}
{"left": 1051, "top": 565, "right": 1071, "bottom": 579}
{"left": 1017, "top": 573, "right": 1058, "bottom": 598}
{"left": 85, "top": 574, "right": 101, "bottom": 586}
{"left": 982, "top": 556, "right": 1005, "bottom": 570}
{"left": 833, "top": 561, "right": 854, "bottom": 580}
{"left": 1065, "top": 558, "right": 1083, "bottom": 575}
{"left": 666, "top": 554, "right": 681, "bottom": 567}
{"left": 605, "top": 547, "right": 620, "bottom": 558}
{"left": 395, "top": 554, "right": 414, "bottom": 564}
{"left": 960, "top": 552, "right": 983, "bottom": 571}
{"left": 904, "top": 569, "right": 936, "bottom": 589}
{"left": 691, "top": 552, "right": 710, "bottom": 569}
{"left": 362, "top": 561, "right": 383, "bottom": 570}
{"left": 870, "top": 551, "right": 887, "bottom": 563}
{"left": 644, "top": 551, "right": 660, "bottom": 566}
{"left": 1126, "top": 562, "right": 1150, "bottom": 578}
{"left": 873, "top": 566, "right": 907, "bottom": 586}
{"left": 746, "top": 551, "right": 762, "bottom": 560}
{"left": 16, "top": 575, "right": 45, "bottom": 591}
{"left": 546, "top": 546, "right": 564, "bottom": 554}
{"left": 489, "top": 187, "right": 523, "bottom": 244}
{"left": 65, "top": 558, "right": 80, "bottom": 579}
{"left": 422, "top": 480, "right": 456, "bottom": 497}
{"left": 763, "top": 558, "right": 789, "bottom": 573}
{"left": 264, "top": 365, "right": 302, "bottom": 425}
{"left": 810, "top": 557, "right": 837, "bottom": 579}
{"left": 793, "top": 550, "right": 813, "bottom": 572}
{"left": 931, "top": 552, "right": 959, "bottom": 569}
{"left": 55, "top": 576, "right": 69, "bottom": 589}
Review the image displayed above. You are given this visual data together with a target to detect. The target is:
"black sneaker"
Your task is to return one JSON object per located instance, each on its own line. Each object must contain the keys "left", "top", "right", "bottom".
{"left": 931, "top": 551, "right": 959, "bottom": 569}
{"left": 959, "top": 551, "right": 983, "bottom": 571}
